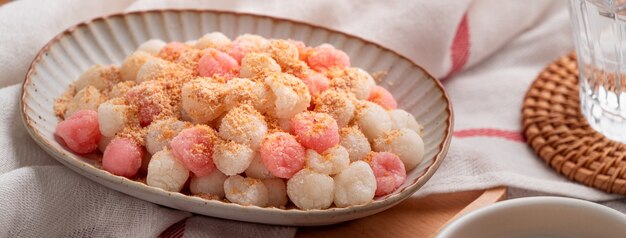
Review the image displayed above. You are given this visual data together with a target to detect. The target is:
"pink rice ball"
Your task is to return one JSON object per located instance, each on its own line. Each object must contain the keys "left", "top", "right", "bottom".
{"left": 54, "top": 110, "right": 101, "bottom": 154}
{"left": 102, "top": 137, "right": 144, "bottom": 178}
{"left": 287, "top": 40, "right": 311, "bottom": 61}
{"left": 197, "top": 48, "right": 239, "bottom": 80}
{"left": 307, "top": 44, "right": 350, "bottom": 72}
{"left": 124, "top": 83, "right": 169, "bottom": 127}
{"left": 227, "top": 34, "right": 269, "bottom": 64}
{"left": 170, "top": 126, "right": 216, "bottom": 177}
{"left": 297, "top": 71, "right": 330, "bottom": 97}
{"left": 368, "top": 152, "right": 406, "bottom": 196}
{"left": 368, "top": 85, "right": 397, "bottom": 110}
{"left": 259, "top": 132, "right": 306, "bottom": 179}
{"left": 290, "top": 111, "right": 340, "bottom": 153}
{"left": 157, "top": 42, "right": 188, "bottom": 61}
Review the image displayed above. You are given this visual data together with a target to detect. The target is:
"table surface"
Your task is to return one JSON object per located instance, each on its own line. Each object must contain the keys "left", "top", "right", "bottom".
{"left": 297, "top": 187, "right": 507, "bottom": 238}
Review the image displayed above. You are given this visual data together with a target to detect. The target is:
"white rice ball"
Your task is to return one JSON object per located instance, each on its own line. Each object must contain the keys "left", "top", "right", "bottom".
{"left": 305, "top": 146, "right": 349, "bottom": 175}
{"left": 146, "top": 149, "right": 190, "bottom": 192}
{"left": 244, "top": 153, "right": 275, "bottom": 179}
{"left": 348, "top": 68, "right": 376, "bottom": 100}
{"left": 65, "top": 86, "right": 105, "bottom": 118}
{"left": 224, "top": 78, "right": 273, "bottom": 113}
{"left": 330, "top": 67, "right": 375, "bottom": 100}
{"left": 224, "top": 175, "right": 269, "bottom": 207}
{"left": 304, "top": 150, "right": 325, "bottom": 172}
{"left": 239, "top": 53, "right": 281, "bottom": 78}
{"left": 224, "top": 78, "right": 254, "bottom": 106}
{"left": 251, "top": 84, "right": 274, "bottom": 114}
{"left": 98, "top": 136, "right": 113, "bottom": 153}
{"left": 314, "top": 90, "right": 355, "bottom": 127}
{"left": 234, "top": 34, "right": 269, "bottom": 50}
{"left": 75, "top": 64, "right": 120, "bottom": 91}
{"left": 339, "top": 126, "right": 371, "bottom": 162}
{"left": 266, "top": 39, "right": 299, "bottom": 66}
{"left": 286, "top": 169, "right": 334, "bottom": 210}
{"left": 389, "top": 109, "right": 424, "bottom": 136}
{"left": 213, "top": 141, "right": 254, "bottom": 176}
{"left": 97, "top": 98, "right": 130, "bottom": 138}
{"left": 373, "top": 128, "right": 425, "bottom": 171}
{"left": 190, "top": 170, "right": 228, "bottom": 199}
{"left": 145, "top": 118, "right": 190, "bottom": 155}
{"left": 137, "top": 39, "right": 166, "bottom": 55}
{"left": 135, "top": 58, "right": 182, "bottom": 83}
{"left": 324, "top": 145, "right": 350, "bottom": 174}
{"left": 264, "top": 72, "right": 311, "bottom": 119}
{"left": 355, "top": 101, "right": 393, "bottom": 141}
{"left": 333, "top": 161, "right": 376, "bottom": 208}
{"left": 120, "top": 51, "right": 153, "bottom": 82}
{"left": 262, "top": 178, "right": 288, "bottom": 208}
{"left": 195, "top": 32, "right": 232, "bottom": 50}
{"left": 181, "top": 79, "right": 228, "bottom": 124}
{"left": 219, "top": 104, "right": 267, "bottom": 150}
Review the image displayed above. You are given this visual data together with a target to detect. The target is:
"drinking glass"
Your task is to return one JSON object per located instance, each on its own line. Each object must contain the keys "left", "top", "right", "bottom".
{"left": 569, "top": 0, "right": 626, "bottom": 142}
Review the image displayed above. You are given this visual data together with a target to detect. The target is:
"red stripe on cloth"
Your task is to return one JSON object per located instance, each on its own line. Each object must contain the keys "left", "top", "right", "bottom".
{"left": 158, "top": 219, "right": 187, "bottom": 238}
{"left": 443, "top": 12, "right": 471, "bottom": 80}
{"left": 453, "top": 128, "right": 525, "bottom": 142}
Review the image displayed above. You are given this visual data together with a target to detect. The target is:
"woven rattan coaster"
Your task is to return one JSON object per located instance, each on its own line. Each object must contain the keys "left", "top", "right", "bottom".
{"left": 522, "top": 53, "right": 626, "bottom": 195}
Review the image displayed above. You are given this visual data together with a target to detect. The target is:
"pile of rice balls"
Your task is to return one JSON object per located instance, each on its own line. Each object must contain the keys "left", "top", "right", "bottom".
{"left": 54, "top": 32, "right": 425, "bottom": 210}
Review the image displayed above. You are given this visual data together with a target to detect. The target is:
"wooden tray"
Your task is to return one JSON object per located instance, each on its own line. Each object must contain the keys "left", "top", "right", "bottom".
{"left": 297, "top": 187, "right": 507, "bottom": 237}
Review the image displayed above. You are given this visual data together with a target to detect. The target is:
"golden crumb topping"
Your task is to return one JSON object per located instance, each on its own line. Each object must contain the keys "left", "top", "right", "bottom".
{"left": 380, "top": 129, "right": 403, "bottom": 145}
{"left": 99, "top": 65, "right": 122, "bottom": 84}
{"left": 54, "top": 83, "right": 76, "bottom": 119}
{"left": 117, "top": 122, "right": 147, "bottom": 146}
{"left": 371, "top": 71, "right": 387, "bottom": 83}
{"left": 222, "top": 104, "right": 264, "bottom": 136}
{"left": 362, "top": 151, "right": 376, "bottom": 164}
{"left": 267, "top": 39, "right": 298, "bottom": 66}
{"left": 283, "top": 60, "right": 309, "bottom": 76}
{"left": 265, "top": 72, "right": 309, "bottom": 96}
{"left": 339, "top": 125, "right": 364, "bottom": 137}
{"left": 176, "top": 48, "right": 205, "bottom": 76}
{"left": 315, "top": 90, "right": 348, "bottom": 112}
{"left": 109, "top": 81, "right": 137, "bottom": 98}
{"left": 194, "top": 193, "right": 221, "bottom": 201}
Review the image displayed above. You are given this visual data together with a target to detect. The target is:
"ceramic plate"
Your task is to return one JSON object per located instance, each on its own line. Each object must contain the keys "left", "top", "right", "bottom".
{"left": 20, "top": 10, "right": 453, "bottom": 226}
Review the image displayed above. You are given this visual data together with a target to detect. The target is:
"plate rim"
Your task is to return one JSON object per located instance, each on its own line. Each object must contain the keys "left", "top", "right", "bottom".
{"left": 19, "top": 9, "right": 454, "bottom": 224}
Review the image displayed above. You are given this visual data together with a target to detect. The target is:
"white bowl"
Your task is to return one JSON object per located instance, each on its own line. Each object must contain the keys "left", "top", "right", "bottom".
{"left": 438, "top": 196, "right": 626, "bottom": 238}
{"left": 20, "top": 10, "right": 453, "bottom": 226}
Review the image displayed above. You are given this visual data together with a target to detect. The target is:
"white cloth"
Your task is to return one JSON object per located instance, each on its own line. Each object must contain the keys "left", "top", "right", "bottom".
{"left": 1, "top": 0, "right": 625, "bottom": 237}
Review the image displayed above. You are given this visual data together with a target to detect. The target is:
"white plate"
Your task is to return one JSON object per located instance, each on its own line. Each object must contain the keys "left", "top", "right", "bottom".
{"left": 20, "top": 10, "right": 453, "bottom": 226}
{"left": 438, "top": 196, "right": 626, "bottom": 238}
